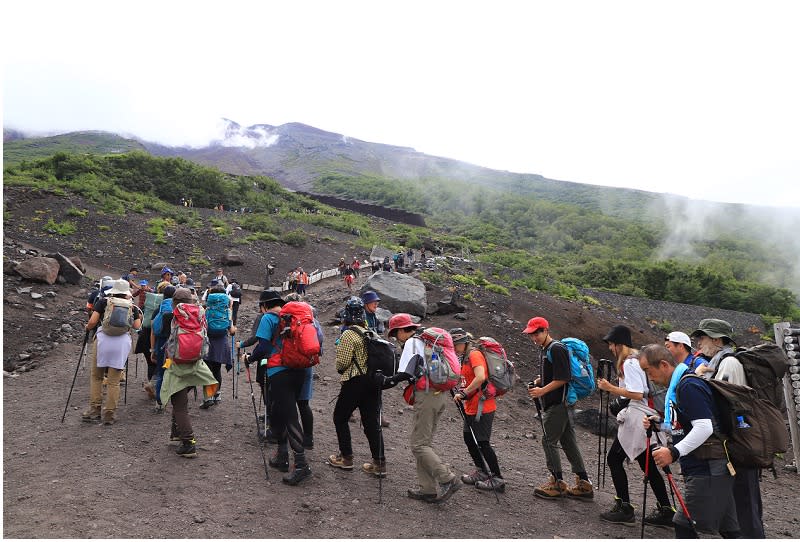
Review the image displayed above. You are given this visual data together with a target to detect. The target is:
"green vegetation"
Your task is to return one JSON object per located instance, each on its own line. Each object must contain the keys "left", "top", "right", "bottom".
{"left": 146, "top": 218, "right": 172, "bottom": 244}
{"left": 43, "top": 218, "right": 76, "bottom": 235}
{"left": 66, "top": 207, "right": 88, "bottom": 218}
{"left": 281, "top": 229, "right": 307, "bottom": 247}
{"left": 209, "top": 217, "right": 232, "bottom": 236}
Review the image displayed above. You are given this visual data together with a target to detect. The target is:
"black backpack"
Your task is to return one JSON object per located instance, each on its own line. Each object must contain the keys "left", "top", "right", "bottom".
{"left": 729, "top": 343, "right": 789, "bottom": 414}
{"left": 229, "top": 283, "right": 242, "bottom": 300}
{"left": 678, "top": 373, "right": 789, "bottom": 469}
{"left": 350, "top": 326, "right": 397, "bottom": 376}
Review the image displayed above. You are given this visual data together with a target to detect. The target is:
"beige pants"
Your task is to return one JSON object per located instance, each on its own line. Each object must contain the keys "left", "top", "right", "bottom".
{"left": 410, "top": 389, "right": 453, "bottom": 493}
{"left": 87, "top": 341, "right": 122, "bottom": 416}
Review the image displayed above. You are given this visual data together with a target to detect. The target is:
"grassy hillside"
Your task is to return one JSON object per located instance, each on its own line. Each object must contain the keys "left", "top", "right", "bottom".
{"left": 3, "top": 131, "right": 146, "bottom": 164}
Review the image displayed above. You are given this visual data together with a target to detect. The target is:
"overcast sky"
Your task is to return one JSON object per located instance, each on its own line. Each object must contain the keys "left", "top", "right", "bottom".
{"left": 3, "top": 1, "right": 799, "bottom": 208}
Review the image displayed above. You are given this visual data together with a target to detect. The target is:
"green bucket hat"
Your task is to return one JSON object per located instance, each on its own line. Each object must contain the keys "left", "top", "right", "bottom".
{"left": 691, "top": 318, "right": 733, "bottom": 340}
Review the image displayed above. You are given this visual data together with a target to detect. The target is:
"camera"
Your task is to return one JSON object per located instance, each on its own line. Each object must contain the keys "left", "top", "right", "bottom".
{"left": 608, "top": 396, "right": 630, "bottom": 416}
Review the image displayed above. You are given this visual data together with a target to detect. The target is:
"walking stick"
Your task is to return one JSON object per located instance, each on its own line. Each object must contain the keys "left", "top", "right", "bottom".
{"left": 245, "top": 361, "right": 269, "bottom": 479}
{"left": 123, "top": 357, "right": 129, "bottom": 405}
{"left": 652, "top": 441, "right": 697, "bottom": 536}
{"left": 451, "top": 389, "right": 500, "bottom": 503}
{"left": 377, "top": 384, "right": 385, "bottom": 505}
{"left": 62, "top": 330, "right": 90, "bottom": 423}
{"left": 600, "top": 359, "right": 613, "bottom": 488}
{"left": 231, "top": 336, "right": 236, "bottom": 403}
{"left": 641, "top": 427, "right": 653, "bottom": 538}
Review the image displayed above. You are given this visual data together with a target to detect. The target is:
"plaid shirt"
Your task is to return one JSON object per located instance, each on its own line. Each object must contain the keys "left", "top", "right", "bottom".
{"left": 335, "top": 326, "right": 369, "bottom": 382}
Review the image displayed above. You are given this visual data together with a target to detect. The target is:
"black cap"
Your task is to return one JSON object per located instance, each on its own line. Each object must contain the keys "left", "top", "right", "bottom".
{"left": 602, "top": 324, "right": 632, "bottom": 347}
{"left": 259, "top": 290, "right": 285, "bottom": 307}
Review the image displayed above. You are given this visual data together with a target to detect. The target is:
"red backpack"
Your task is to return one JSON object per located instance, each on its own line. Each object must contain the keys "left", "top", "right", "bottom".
{"left": 476, "top": 336, "right": 515, "bottom": 398}
{"left": 272, "top": 301, "right": 321, "bottom": 369}
{"left": 166, "top": 303, "right": 209, "bottom": 364}
{"left": 417, "top": 327, "right": 461, "bottom": 391}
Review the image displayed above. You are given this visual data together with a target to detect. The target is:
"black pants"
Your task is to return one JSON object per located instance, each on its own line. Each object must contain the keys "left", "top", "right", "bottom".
{"left": 298, "top": 399, "right": 313, "bottom": 441}
{"left": 204, "top": 360, "right": 223, "bottom": 394}
{"left": 270, "top": 368, "right": 307, "bottom": 467}
{"left": 733, "top": 467, "right": 764, "bottom": 538}
{"left": 607, "top": 437, "right": 670, "bottom": 505}
{"left": 231, "top": 302, "right": 240, "bottom": 325}
{"left": 463, "top": 411, "right": 501, "bottom": 477}
{"left": 332, "top": 375, "right": 382, "bottom": 460}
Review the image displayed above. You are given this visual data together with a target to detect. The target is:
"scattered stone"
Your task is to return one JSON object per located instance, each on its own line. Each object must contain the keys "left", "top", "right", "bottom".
{"left": 45, "top": 291, "right": 57, "bottom": 297}
{"left": 15, "top": 257, "right": 60, "bottom": 284}
{"left": 454, "top": 312, "right": 468, "bottom": 320}
{"left": 18, "top": 353, "right": 32, "bottom": 361}
{"left": 16, "top": 287, "right": 32, "bottom": 294}
{"left": 61, "top": 324, "right": 73, "bottom": 333}
{"left": 46, "top": 252, "right": 84, "bottom": 284}
{"left": 193, "top": 516, "right": 205, "bottom": 524}
{"left": 30, "top": 292, "right": 43, "bottom": 299}
{"left": 34, "top": 303, "right": 46, "bottom": 310}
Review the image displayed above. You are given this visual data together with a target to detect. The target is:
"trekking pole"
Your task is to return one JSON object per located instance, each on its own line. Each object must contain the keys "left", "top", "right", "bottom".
{"left": 123, "top": 357, "right": 129, "bottom": 406}
{"left": 652, "top": 443, "right": 697, "bottom": 536}
{"left": 641, "top": 427, "right": 652, "bottom": 538}
{"left": 245, "top": 361, "right": 269, "bottom": 480}
{"left": 377, "top": 383, "right": 385, "bottom": 505}
{"left": 62, "top": 330, "right": 90, "bottom": 423}
{"left": 231, "top": 336, "right": 236, "bottom": 403}
{"left": 451, "top": 389, "right": 500, "bottom": 503}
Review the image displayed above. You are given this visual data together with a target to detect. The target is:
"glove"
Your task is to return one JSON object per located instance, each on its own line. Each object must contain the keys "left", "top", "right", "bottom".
{"left": 225, "top": 363, "right": 233, "bottom": 373}
{"left": 243, "top": 354, "right": 252, "bottom": 367}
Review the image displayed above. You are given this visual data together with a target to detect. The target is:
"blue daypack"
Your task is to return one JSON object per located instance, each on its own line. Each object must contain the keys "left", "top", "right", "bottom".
{"left": 205, "top": 292, "right": 231, "bottom": 337}
{"left": 152, "top": 298, "right": 174, "bottom": 338}
{"left": 546, "top": 337, "right": 595, "bottom": 405}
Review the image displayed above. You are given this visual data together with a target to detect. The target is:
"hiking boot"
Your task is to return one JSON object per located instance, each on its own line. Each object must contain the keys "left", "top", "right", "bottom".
{"left": 81, "top": 407, "right": 101, "bottom": 422}
{"left": 435, "top": 476, "right": 462, "bottom": 503}
{"left": 176, "top": 438, "right": 198, "bottom": 458}
{"left": 362, "top": 460, "right": 387, "bottom": 478}
{"left": 153, "top": 403, "right": 165, "bottom": 414}
{"left": 566, "top": 476, "right": 594, "bottom": 500}
{"left": 407, "top": 488, "right": 437, "bottom": 502}
{"left": 282, "top": 464, "right": 312, "bottom": 486}
{"left": 475, "top": 475, "right": 506, "bottom": 493}
{"left": 534, "top": 475, "right": 567, "bottom": 500}
{"left": 199, "top": 399, "right": 214, "bottom": 410}
{"left": 268, "top": 453, "right": 290, "bottom": 472}
{"left": 600, "top": 498, "right": 635, "bottom": 526}
{"left": 644, "top": 503, "right": 675, "bottom": 528}
{"left": 102, "top": 411, "right": 117, "bottom": 425}
{"left": 326, "top": 453, "right": 354, "bottom": 470}
{"left": 461, "top": 470, "right": 490, "bottom": 485}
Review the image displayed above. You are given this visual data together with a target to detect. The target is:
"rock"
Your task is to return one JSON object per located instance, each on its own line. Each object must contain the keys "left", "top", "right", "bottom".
{"left": 573, "top": 407, "right": 618, "bottom": 437}
{"left": 360, "top": 271, "right": 427, "bottom": 317}
{"left": 68, "top": 256, "right": 86, "bottom": 273}
{"left": 4, "top": 295, "right": 23, "bottom": 305}
{"left": 431, "top": 290, "right": 466, "bottom": 315}
{"left": 454, "top": 313, "right": 468, "bottom": 321}
{"left": 61, "top": 324, "right": 73, "bottom": 333}
{"left": 45, "top": 291, "right": 57, "bottom": 297}
{"left": 220, "top": 251, "right": 245, "bottom": 266}
{"left": 18, "top": 353, "right": 31, "bottom": 361}
{"left": 14, "top": 257, "right": 60, "bottom": 284}
{"left": 46, "top": 252, "right": 84, "bottom": 284}
{"left": 34, "top": 303, "right": 46, "bottom": 310}
{"left": 16, "top": 287, "right": 32, "bottom": 294}
{"left": 30, "top": 292, "right": 43, "bottom": 299}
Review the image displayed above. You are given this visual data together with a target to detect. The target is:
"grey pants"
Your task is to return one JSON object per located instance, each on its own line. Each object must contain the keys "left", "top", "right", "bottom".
{"left": 410, "top": 390, "right": 454, "bottom": 493}
{"left": 542, "top": 402, "right": 586, "bottom": 476}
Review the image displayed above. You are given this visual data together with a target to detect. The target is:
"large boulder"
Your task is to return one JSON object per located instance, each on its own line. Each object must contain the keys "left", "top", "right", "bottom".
{"left": 220, "top": 251, "right": 245, "bottom": 266}
{"left": 429, "top": 289, "right": 466, "bottom": 315}
{"left": 361, "top": 271, "right": 427, "bottom": 317}
{"left": 46, "top": 252, "right": 84, "bottom": 285}
{"left": 15, "top": 257, "right": 60, "bottom": 284}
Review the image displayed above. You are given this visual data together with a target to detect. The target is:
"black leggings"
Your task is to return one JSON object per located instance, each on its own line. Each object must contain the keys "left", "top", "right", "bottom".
{"left": 269, "top": 369, "right": 307, "bottom": 466}
{"left": 332, "top": 375, "right": 382, "bottom": 460}
{"left": 463, "top": 412, "right": 501, "bottom": 477}
{"left": 297, "top": 399, "right": 313, "bottom": 440}
{"left": 205, "top": 360, "right": 223, "bottom": 394}
{"left": 607, "top": 437, "right": 670, "bottom": 505}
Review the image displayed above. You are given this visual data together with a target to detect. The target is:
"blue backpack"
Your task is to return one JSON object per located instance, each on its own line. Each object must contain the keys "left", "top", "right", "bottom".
{"left": 546, "top": 337, "right": 595, "bottom": 405}
{"left": 152, "top": 298, "right": 173, "bottom": 338}
{"left": 205, "top": 292, "right": 231, "bottom": 337}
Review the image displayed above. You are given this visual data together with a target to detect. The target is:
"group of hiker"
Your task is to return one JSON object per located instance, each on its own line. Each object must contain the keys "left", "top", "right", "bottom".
{"left": 75, "top": 261, "right": 788, "bottom": 538}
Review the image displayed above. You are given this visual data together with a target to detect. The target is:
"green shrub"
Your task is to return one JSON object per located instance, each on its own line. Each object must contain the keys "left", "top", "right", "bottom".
{"left": 281, "top": 229, "right": 307, "bottom": 247}
{"left": 463, "top": 292, "right": 475, "bottom": 302}
{"left": 43, "top": 218, "right": 76, "bottom": 235}
{"left": 485, "top": 283, "right": 510, "bottom": 296}
{"left": 147, "top": 217, "right": 173, "bottom": 245}
{"left": 452, "top": 274, "right": 476, "bottom": 286}
{"left": 66, "top": 207, "right": 88, "bottom": 218}
{"left": 241, "top": 232, "right": 279, "bottom": 244}
{"left": 209, "top": 217, "right": 232, "bottom": 236}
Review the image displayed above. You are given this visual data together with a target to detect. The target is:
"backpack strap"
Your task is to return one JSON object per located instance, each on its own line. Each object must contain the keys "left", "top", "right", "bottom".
{"left": 543, "top": 340, "right": 568, "bottom": 405}
{"left": 347, "top": 326, "right": 367, "bottom": 377}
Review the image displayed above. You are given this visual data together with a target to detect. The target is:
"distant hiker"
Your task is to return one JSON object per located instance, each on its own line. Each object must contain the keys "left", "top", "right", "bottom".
{"left": 343, "top": 265, "right": 355, "bottom": 291}
{"left": 371, "top": 260, "right": 381, "bottom": 273}
{"left": 213, "top": 268, "right": 229, "bottom": 288}
{"left": 691, "top": 319, "right": 763, "bottom": 538}
{"left": 121, "top": 266, "right": 139, "bottom": 290}
{"left": 397, "top": 250, "right": 405, "bottom": 269}
{"left": 640, "top": 344, "right": 740, "bottom": 538}
{"left": 392, "top": 252, "right": 400, "bottom": 271}
{"left": 200, "top": 281, "right": 235, "bottom": 408}
{"left": 361, "top": 290, "right": 385, "bottom": 335}
{"left": 352, "top": 257, "right": 361, "bottom": 278}
{"left": 338, "top": 258, "right": 346, "bottom": 277}
{"left": 156, "top": 267, "right": 174, "bottom": 293}
{"left": 407, "top": 247, "right": 414, "bottom": 262}
{"left": 596, "top": 324, "right": 673, "bottom": 527}
{"left": 296, "top": 268, "right": 309, "bottom": 296}
{"left": 327, "top": 297, "right": 385, "bottom": 477}
{"left": 420, "top": 247, "right": 426, "bottom": 262}
{"left": 450, "top": 328, "right": 506, "bottom": 492}
{"left": 523, "top": 316, "right": 594, "bottom": 500}
{"left": 664, "top": 331, "right": 703, "bottom": 373}
{"left": 226, "top": 279, "right": 242, "bottom": 324}
{"left": 82, "top": 279, "right": 142, "bottom": 425}
{"left": 382, "top": 256, "right": 391, "bottom": 272}
{"left": 160, "top": 288, "right": 218, "bottom": 458}
{"left": 382, "top": 314, "right": 462, "bottom": 503}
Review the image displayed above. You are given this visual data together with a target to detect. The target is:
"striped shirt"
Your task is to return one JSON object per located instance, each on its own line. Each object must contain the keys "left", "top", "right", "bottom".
{"left": 335, "top": 326, "right": 369, "bottom": 382}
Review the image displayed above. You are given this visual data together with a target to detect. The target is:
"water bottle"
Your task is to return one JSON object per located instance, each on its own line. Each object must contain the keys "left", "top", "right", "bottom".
{"left": 736, "top": 415, "right": 751, "bottom": 429}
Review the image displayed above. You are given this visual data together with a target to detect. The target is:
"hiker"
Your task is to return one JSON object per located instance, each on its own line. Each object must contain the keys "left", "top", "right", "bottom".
{"left": 691, "top": 319, "right": 763, "bottom": 538}
{"left": 160, "top": 288, "right": 218, "bottom": 458}
{"left": 327, "top": 297, "right": 385, "bottom": 476}
{"left": 523, "top": 316, "right": 594, "bottom": 500}
{"left": 450, "top": 328, "right": 506, "bottom": 492}
{"left": 337, "top": 258, "right": 346, "bottom": 277}
{"left": 200, "top": 281, "right": 236, "bottom": 408}
{"left": 382, "top": 256, "right": 391, "bottom": 272}
{"left": 596, "top": 324, "right": 673, "bottom": 527}
{"left": 296, "top": 268, "right": 308, "bottom": 296}
{"left": 82, "top": 279, "right": 142, "bottom": 425}
{"left": 150, "top": 285, "right": 177, "bottom": 411}
{"left": 156, "top": 267, "right": 174, "bottom": 293}
{"left": 640, "top": 344, "right": 740, "bottom": 538}
{"left": 134, "top": 279, "right": 151, "bottom": 308}
{"left": 343, "top": 265, "right": 355, "bottom": 291}
{"left": 285, "top": 293, "right": 317, "bottom": 449}
{"left": 693, "top": 319, "right": 737, "bottom": 381}
{"left": 352, "top": 257, "right": 361, "bottom": 278}
{"left": 213, "top": 268, "right": 229, "bottom": 288}
{"left": 241, "top": 290, "right": 284, "bottom": 441}
{"left": 665, "top": 331, "right": 704, "bottom": 373}
{"left": 382, "top": 314, "right": 461, "bottom": 503}
{"left": 121, "top": 266, "right": 139, "bottom": 290}
{"left": 407, "top": 247, "right": 414, "bottom": 262}
{"left": 361, "top": 291, "right": 385, "bottom": 335}
{"left": 244, "top": 292, "right": 312, "bottom": 485}
{"left": 226, "top": 279, "right": 242, "bottom": 325}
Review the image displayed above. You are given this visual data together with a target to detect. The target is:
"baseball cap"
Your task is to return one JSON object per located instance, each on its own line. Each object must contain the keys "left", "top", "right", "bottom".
{"left": 665, "top": 331, "right": 692, "bottom": 348}
{"left": 691, "top": 319, "right": 733, "bottom": 340}
{"left": 523, "top": 316, "right": 549, "bottom": 334}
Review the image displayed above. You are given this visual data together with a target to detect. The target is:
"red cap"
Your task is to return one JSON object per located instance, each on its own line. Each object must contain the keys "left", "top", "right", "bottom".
{"left": 387, "top": 313, "right": 421, "bottom": 337}
{"left": 523, "top": 316, "right": 549, "bottom": 334}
